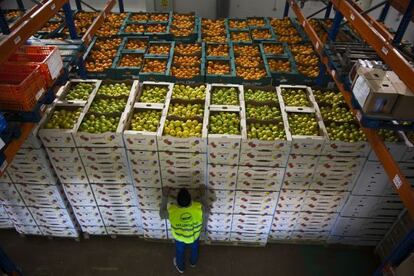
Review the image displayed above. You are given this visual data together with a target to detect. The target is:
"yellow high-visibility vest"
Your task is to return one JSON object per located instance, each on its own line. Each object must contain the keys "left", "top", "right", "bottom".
{"left": 168, "top": 202, "right": 203, "bottom": 244}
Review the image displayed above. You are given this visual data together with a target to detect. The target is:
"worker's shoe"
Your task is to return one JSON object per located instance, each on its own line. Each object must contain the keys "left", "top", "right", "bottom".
{"left": 173, "top": 257, "right": 184, "bottom": 274}
{"left": 190, "top": 263, "right": 196, "bottom": 268}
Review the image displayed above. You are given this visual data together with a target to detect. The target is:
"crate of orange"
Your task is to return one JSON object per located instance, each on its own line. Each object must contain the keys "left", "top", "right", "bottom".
{"left": 167, "top": 42, "right": 205, "bottom": 84}
{"left": 120, "top": 36, "right": 149, "bottom": 54}
{"left": 111, "top": 53, "right": 144, "bottom": 79}
{"left": 84, "top": 37, "right": 122, "bottom": 78}
{"left": 250, "top": 27, "right": 276, "bottom": 42}
{"left": 0, "top": 63, "right": 47, "bottom": 111}
{"left": 127, "top": 12, "right": 150, "bottom": 23}
{"left": 144, "top": 22, "right": 171, "bottom": 40}
{"left": 7, "top": 45, "right": 63, "bottom": 87}
{"left": 264, "top": 56, "right": 300, "bottom": 85}
{"left": 261, "top": 42, "right": 289, "bottom": 58}
{"left": 205, "top": 59, "right": 236, "bottom": 84}
{"left": 119, "top": 22, "right": 146, "bottom": 35}
{"left": 227, "top": 18, "right": 249, "bottom": 31}
{"left": 171, "top": 15, "right": 198, "bottom": 42}
{"left": 144, "top": 41, "right": 175, "bottom": 58}
{"left": 139, "top": 56, "right": 172, "bottom": 82}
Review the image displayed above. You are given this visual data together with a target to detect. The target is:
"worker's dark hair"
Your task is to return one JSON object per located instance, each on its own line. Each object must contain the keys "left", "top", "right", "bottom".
{"left": 177, "top": 188, "right": 191, "bottom": 207}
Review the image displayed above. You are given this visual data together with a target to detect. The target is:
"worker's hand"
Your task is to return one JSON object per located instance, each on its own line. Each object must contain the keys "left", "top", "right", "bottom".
{"left": 162, "top": 186, "right": 170, "bottom": 196}
{"left": 198, "top": 184, "right": 206, "bottom": 196}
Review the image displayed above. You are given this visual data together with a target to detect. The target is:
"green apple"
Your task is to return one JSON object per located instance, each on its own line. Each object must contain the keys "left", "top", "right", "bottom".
{"left": 209, "top": 112, "right": 240, "bottom": 135}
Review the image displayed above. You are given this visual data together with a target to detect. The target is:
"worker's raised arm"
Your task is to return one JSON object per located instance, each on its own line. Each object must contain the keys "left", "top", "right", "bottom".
{"left": 159, "top": 186, "right": 170, "bottom": 220}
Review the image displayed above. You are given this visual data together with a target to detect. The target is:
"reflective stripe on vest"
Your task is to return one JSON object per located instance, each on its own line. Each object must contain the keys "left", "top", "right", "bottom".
{"left": 168, "top": 202, "right": 203, "bottom": 244}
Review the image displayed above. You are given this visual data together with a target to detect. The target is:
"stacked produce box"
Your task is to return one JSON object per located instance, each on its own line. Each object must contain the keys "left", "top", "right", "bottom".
{"left": 236, "top": 85, "right": 287, "bottom": 245}
{"left": 0, "top": 128, "right": 79, "bottom": 237}
{"left": 123, "top": 81, "right": 172, "bottom": 239}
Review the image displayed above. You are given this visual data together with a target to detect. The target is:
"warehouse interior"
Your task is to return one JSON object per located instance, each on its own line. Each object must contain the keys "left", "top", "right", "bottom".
{"left": 1, "top": 0, "right": 414, "bottom": 275}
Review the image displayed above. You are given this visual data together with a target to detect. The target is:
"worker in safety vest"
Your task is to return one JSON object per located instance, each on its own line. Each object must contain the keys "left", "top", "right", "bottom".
{"left": 159, "top": 185, "right": 207, "bottom": 273}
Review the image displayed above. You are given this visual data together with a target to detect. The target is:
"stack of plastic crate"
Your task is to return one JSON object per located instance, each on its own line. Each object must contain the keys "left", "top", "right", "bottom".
{"left": 123, "top": 81, "right": 173, "bottom": 239}
{"left": 157, "top": 83, "right": 208, "bottom": 240}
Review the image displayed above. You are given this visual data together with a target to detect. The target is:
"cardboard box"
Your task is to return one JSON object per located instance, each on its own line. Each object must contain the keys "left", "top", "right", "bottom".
{"left": 286, "top": 154, "right": 319, "bottom": 170}
{"left": 99, "top": 206, "right": 141, "bottom": 227}
{"left": 231, "top": 214, "right": 272, "bottom": 233}
{"left": 127, "top": 150, "right": 159, "bottom": 164}
{"left": 368, "top": 140, "right": 407, "bottom": 162}
{"left": 276, "top": 189, "right": 307, "bottom": 211}
{"left": 14, "top": 224, "right": 42, "bottom": 235}
{"left": 341, "top": 195, "right": 403, "bottom": 218}
{"left": 316, "top": 156, "right": 366, "bottom": 172}
{"left": 71, "top": 206, "right": 104, "bottom": 226}
{"left": 277, "top": 85, "right": 318, "bottom": 112}
{"left": 302, "top": 190, "right": 349, "bottom": 213}
{"left": 322, "top": 139, "right": 371, "bottom": 157}
{"left": 332, "top": 216, "right": 394, "bottom": 237}
{"left": 352, "top": 161, "right": 389, "bottom": 195}
{"left": 352, "top": 71, "right": 397, "bottom": 116}
{"left": 268, "top": 230, "right": 292, "bottom": 240}
{"left": 39, "top": 226, "right": 79, "bottom": 238}
{"left": 15, "top": 183, "right": 67, "bottom": 208}
{"left": 143, "top": 228, "right": 168, "bottom": 239}
{"left": 237, "top": 166, "right": 284, "bottom": 191}
{"left": 206, "top": 230, "right": 231, "bottom": 241}
{"left": 106, "top": 226, "right": 142, "bottom": 236}
{"left": 230, "top": 232, "right": 268, "bottom": 244}
{"left": 239, "top": 149, "right": 289, "bottom": 167}
{"left": 0, "top": 183, "right": 25, "bottom": 206}
{"left": 387, "top": 71, "right": 414, "bottom": 120}
{"left": 29, "top": 206, "right": 76, "bottom": 228}
{"left": 78, "top": 147, "right": 129, "bottom": 166}
{"left": 159, "top": 151, "right": 206, "bottom": 169}
{"left": 207, "top": 83, "right": 244, "bottom": 108}
{"left": 92, "top": 184, "right": 137, "bottom": 206}
{"left": 4, "top": 205, "right": 36, "bottom": 226}
{"left": 135, "top": 187, "right": 162, "bottom": 210}
{"left": 208, "top": 149, "right": 240, "bottom": 165}
{"left": 52, "top": 163, "right": 89, "bottom": 184}
{"left": 234, "top": 190, "right": 278, "bottom": 215}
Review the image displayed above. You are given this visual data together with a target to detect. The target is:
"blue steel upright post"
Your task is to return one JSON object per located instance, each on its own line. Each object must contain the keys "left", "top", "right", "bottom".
{"left": 328, "top": 10, "right": 344, "bottom": 42}
{"left": 378, "top": 2, "right": 390, "bottom": 21}
{"left": 119, "top": 0, "right": 125, "bottom": 13}
{"left": 0, "top": 8, "right": 10, "bottom": 35}
{"left": 62, "top": 2, "right": 78, "bottom": 40}
{"left": 16, "top": 0, "right": 25, "bottom": 11}
{"left": 75, "top": 0, "right": 82, "bottom": 11}
{"left": 393, "top": 0, "right": 414, "bottom": 45}
{"left": 325, "top": 2, "right": 332, "bottom": 19}
{"left": 284, "top": 1, "right": 290, "bottom": 17}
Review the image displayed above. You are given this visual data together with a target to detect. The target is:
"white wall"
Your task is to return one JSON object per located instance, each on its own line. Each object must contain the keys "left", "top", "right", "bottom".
{"left": 173, "top": 0, "right": 216, "bottom": 19}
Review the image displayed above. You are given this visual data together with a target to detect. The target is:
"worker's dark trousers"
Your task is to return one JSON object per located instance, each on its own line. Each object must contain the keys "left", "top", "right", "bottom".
{"left": 175, "top": 238, "right": 200, "bottom": 271}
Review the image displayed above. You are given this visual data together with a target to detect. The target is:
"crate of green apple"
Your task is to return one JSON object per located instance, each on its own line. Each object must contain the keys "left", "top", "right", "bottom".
{"left": 75, "top": 81, "right": 139, "bottom": 148}
{"left": 243, "top": 86, "right": 278, "bottom": 105}
{"left": 277, "top": 85, "right": 316, "bottom": 112}
{"left": 157, "top": 83, "right": 208, "bottom": 152}
{"left": 123, "top": 105, "right": 164, "bottom": 150}
{"left": 39, "top": 105, "right": 85, "bottom": 148}
{"left": 208, "top": 84, "right": 243, "bottom": 107}
{"left": 368, "top": 129, "right": 407, "bottom": 161}
{"left": 56, "top": 80, "right": 100, "bottom": 104}
{"left": 135, "top": 81, "right": 173, "bottom": 106}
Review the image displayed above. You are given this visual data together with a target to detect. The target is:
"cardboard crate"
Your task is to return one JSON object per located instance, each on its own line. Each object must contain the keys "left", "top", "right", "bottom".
{"left": 140, "top": 209, "right": 167, "bottom": 229}
{"left": 290, "top": 231, "right": 329, "bottom": 241}
{"left": 341, "top": 195, "right": 403, "bottom": 218}
{"left": 5, "top": 205, "right": 37, "bottom": 226}
{"left": 207, "top": 213, "right": 233, "bottom": 232}
{"left": 143, "top": 228, "right": 168, "bottom": 239}
{"left": 268, "top": 230, "right": 292, "bottom": 240}
{"left": 208, "top": 164, "right": 238, "bottom": 183}
{"left": 277, "top": 85, "right": 317, "bottom": 112}
{"left": 51, "top": 162, "right": 89, "bottom": 184}
{"left": 46, "top": 147, "right": 81, "bottom": 164}
{"left": 55, "top": 79, "right": 100, "bottom": 105}
{"left": 302, "top": 190, "right": 349, "bottom": 213}
{"left": 39, "top": 226, "right": 79, "bottom": 238}
{"left": 332, "top": 216, "right": 394, "bottom": 237}
{"left": 234, "top": 190, "right": 278, "bottom": 215}
{"left": 106, "top": 226, "right": 142, "bottom": 236}
{"left": 99, "top": 206, "right": 141, "bottom": 227}
{"left": 29, "top": 206, "right": 75, "bottom": 228}
{"left": 271, "top": 211, "right": 299, "bottom": 231}
{"left": 230, "top": 232, "right": 268, "bottom": 244}
{"left": 15, "top": 183, "right": 66, "bottom": 208}
{"left": 295, "top": 212, "right": 338, "bottom": 231}
{"left": 135, "top": 187, "right": 162, "bottom": 210}
{"left": 315, "top": 155, "right": 366, "bottom": 173}
{"left": 127, "top": 150, "right": 159, "bottom": 163}
{"left": 71, "top": 206, "right": 104, "bottom": 227}
{"left": 159, "top": 151, "right": 206, "bottom": 170}
{"left": 327, "top": 235, "right": 379, "bottom": 246}
{"left": 14, "top": 224, "right": 42, "bottom": 235}
{"left": 0, "top": 183, "right": 25, "bottom": 206}
{"left": 206, "top": 230, "right": 231, "bottom": 242}
{"left": 352, "top": 161, "right": 389, "bottom": 195}
{"left": 208, "top": 149, "right": 240, "bottom": 165}
{"left": 239, "top": 149, "right": 289, "bottom": 167}
{"left": 276, "top": 189, "right": 307, "bottom": 212}
{"left": 237, "top": 166, "right": 284, "bottom": 191}
{"left": 130, "top": 166, "right": 161, "bottom": 188}
{"left": 321, "top": 139, "right": 371, "bottom": 157}
{"left": 231, "top": 214, "right": 273, "bottom": 233}
{"left": 62, "top": 183, "right": 97, "bottom": 206}
{"left": 368, "top": 140, "right": 407, "bottom": 162}
{"left": 75, "top": 80, "right": 139, "bottom": 148}
{"left": 207, "top": 83, "right": 244, "bottom": 108}
{"left": 207, "top": 189, "right": 235, "bottom": 213}
{"left": 78, "top": 147, "right": 129, "bottom": 165}
{"left": 7, "top": 165, "right": 57, "bottom": 185}
{"left": 92, "top": 184, "right": 137, "bottom": 206}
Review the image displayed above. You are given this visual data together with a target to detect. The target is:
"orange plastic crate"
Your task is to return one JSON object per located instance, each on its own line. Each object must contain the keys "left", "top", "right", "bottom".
{"left": 0, "top": 64, "right": 46, "bottom": 111}
{"left": 7, "top": 45, "right": 63, "bottom": 87}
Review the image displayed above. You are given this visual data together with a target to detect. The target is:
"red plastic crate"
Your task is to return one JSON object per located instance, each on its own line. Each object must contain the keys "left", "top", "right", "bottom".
{"left": 7, "top": 46, "right": 63, "bottom": 87}
{"left": 0, "top": 64, "right": 46, "bottom": 111}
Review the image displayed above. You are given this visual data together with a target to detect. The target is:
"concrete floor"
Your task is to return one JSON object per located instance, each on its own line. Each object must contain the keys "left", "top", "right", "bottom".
{"left": 0, "top": 229, "right": 379, "bottom": 276}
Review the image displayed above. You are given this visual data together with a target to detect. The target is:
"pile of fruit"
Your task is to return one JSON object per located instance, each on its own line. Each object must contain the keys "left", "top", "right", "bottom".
{"left": 273, "top": 26, "right": 298, "bottom": 36}
{"left": 231, "top": 31, "right": 251, "bottom": 42}
{"left": 125, "top": 39, "right": 148, "bottom": 51}
{"left": 294, "top": 53, "right": 319, "bottom": 66}
{"left": 209, "top": 112, "right": 241, "bottom": 135}
{"left": 244, "top": 88, "right": 278, "bottom": 103}
{"left": 130, "top": 12, "right": 149, "bottom": 22}
{"left": 251, "top": 28, "right": 272, "bottom": 40}
{"left": 138, "top": 85, "right": 168, "bottom": 103}
{"left": 164, "top": 119, "right": 203, "bottom": 137}
{"left": 229, "top": 19, "right": 247, "bottom": 29}
{"left": 146, "top": 24, "right": 167, "bottom": 33}
{"left": 172, "top": 84, "right": 206, "bottom": 100}
{"left": 38, "top": 22, "right": 61, "bottom": 33}
{"left": 211, "top": 87, "right": 239, "bottom": 105}
{"left": 289, "top": 44, "right": 320, "bottom": 78}
{"left": 5, "top": 10, "right": 23, "bottom": 22}
{"left": 236, "top": 67, "right": 267, "bottom": 80}
{"left": 118, "top": 54, "right": 143, "bottom": 68}
{"left": 168, "top": 103, "right": 204, "bottom": 118}
{"left": 267, "top": 59, "right": 291, "bottom": 73}
{"left": 289, "top": 44, "right": 314, "bottom": 55}
{"left": 175, "top": 43, "right": 201, "bottom": 55}
{"left": 320, "top": 106, "right": 354, "bottom": 122}
{"left": 201, "top": 19, "right": 227, "bottom": 43}
{"left": 64, "top": 83, "right": 94, "bottom": 101}
{"left": 44, "top": 108, "right": 82, "bottom": 129}
{"left": 89, "top": 98, "right": 127, "bottom": 113}
{"left": 79, "top": 114, "right": 120, "bottom": 133}
{"left": 173, "top": 55, "right": 200, "bottom": 66}
{"left": 236, "top": 56, "right": 261, "bottom": 68}
{"left": 378, "top": 129, "right": 401, "bottom": 143}
{"left": 63, "top": 11, "right": 98, "bottom": 36}
{"left": 312, "top": 89, "right": 345, "bottom": 105}
{"left": 124, "top": 23, "right": 145, "bottom": 34}
{"left": 129, "top": 109, "right": 161, "bottom": 132}
{"left": 85, "top": 38, "right": 122, "bottom": 72}
{"left": 278, "top": 35, "right": 303, "bottom": 44}
{"left": 246, "top": 104, "right": 281, "bottom": 121}
{"left": 171, "top": 66, "right": 200, "bottom": 79}
{"left": 326, "top": 122, "right": 365, "bottom": 142}
{"left": 96, "top": 13, "right": 127, "bottom": 37}
{"left": 233, "top": 44, "right": 260, "bottom": 56}
{"left": 171, "top": 13, "right": 195, "bottom": 37}
{"left": 142, "top": 59, "right": 167, "bottom": 73}
{"left": 270, "top": 18, "right": 292, "bottom": 28}
{"left": 281, "top": 88, "right": 311, "bottom": 107}
{"left": 263, "top": 44, "right": 285, "bottom": 55}
{"left": 207, "top": 44, "right": 229, "bottom": 57}
{"left": 288, "top": 113, "right": 319, "bottom": 136}
{"left": 207, "top": 60, "right": 231, "bottom": 75}
{"left": 97, "top": 83, "right": 130, "bottom": 97}
{"left": 247, "top": 18, "right": 266, "bottom": 27}
{"left": 147, "top": 44, "right": 171, "bottom": 55}
{"left": 297, "top": 64, "right": 319, "bottom": 78}
{"left": 247, "top": 122, "right": 286, "bottom": 140}
{"left": 150, "top": 13, "right": 169, "bottom": 22}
